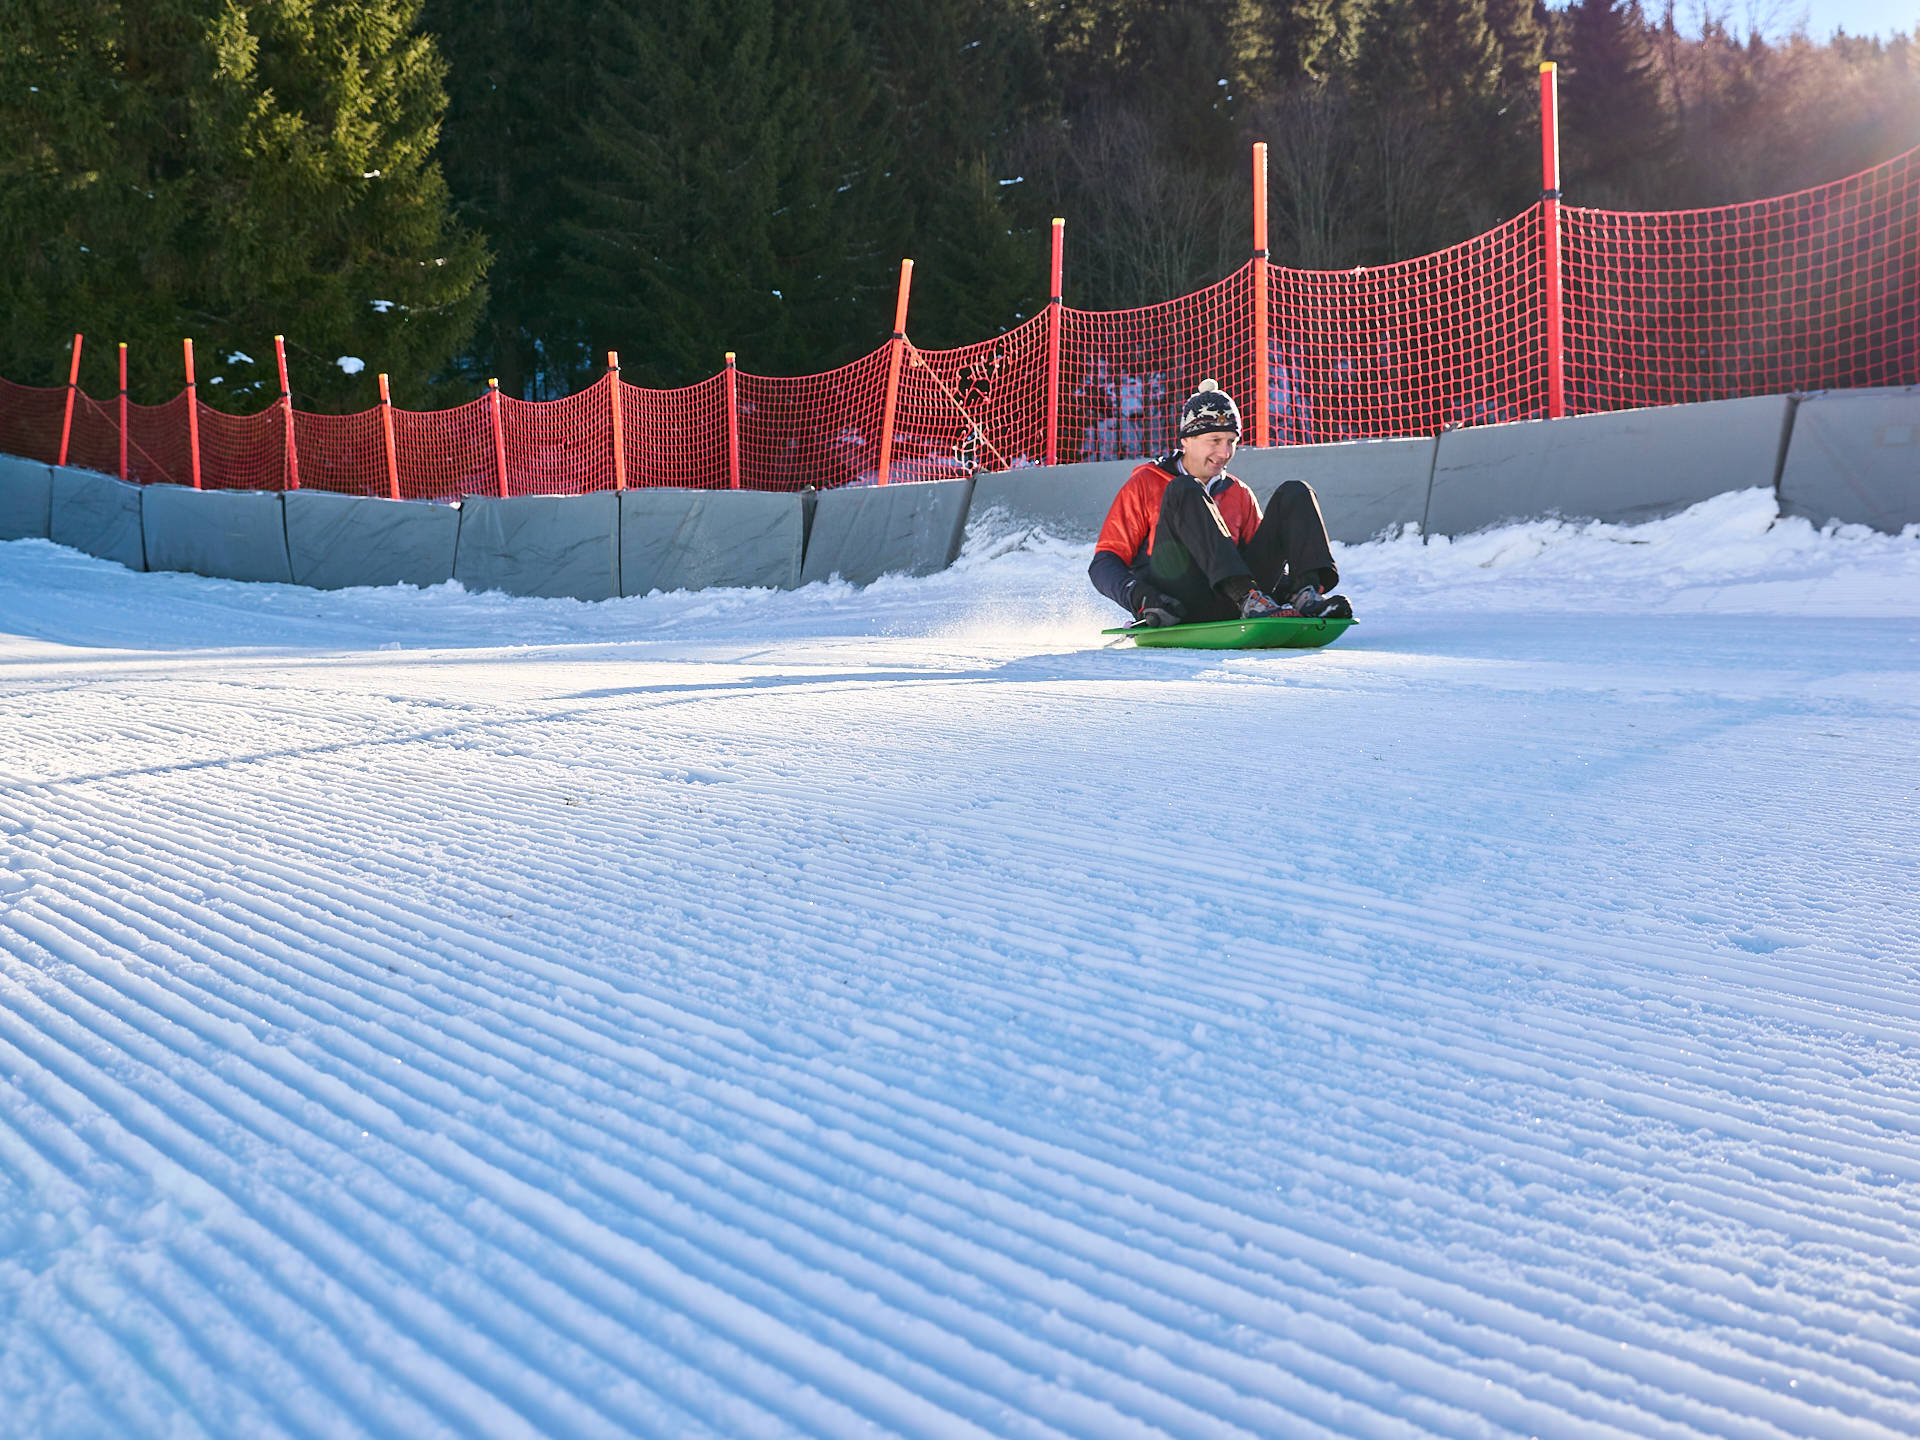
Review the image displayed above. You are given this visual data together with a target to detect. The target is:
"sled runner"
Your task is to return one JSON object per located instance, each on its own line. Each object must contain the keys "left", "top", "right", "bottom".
{"left": 1102, "top": 615, "right": 1356, "bottom": 650}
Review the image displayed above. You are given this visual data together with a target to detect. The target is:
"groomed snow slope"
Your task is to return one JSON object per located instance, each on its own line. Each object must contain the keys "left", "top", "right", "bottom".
{"left": 2, "top": 490, "right": 1918, "bottom": 1440}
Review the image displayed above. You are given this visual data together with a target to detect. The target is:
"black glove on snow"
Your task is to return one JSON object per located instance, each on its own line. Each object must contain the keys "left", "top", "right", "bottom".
{"left": 1130, "top": 583, "right": 1186, "bottom": 628}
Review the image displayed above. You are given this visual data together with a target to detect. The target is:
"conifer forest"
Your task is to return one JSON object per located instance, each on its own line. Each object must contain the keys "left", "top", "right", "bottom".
{"left": 3, "top": 0, "right": 1916, "bottom": 408}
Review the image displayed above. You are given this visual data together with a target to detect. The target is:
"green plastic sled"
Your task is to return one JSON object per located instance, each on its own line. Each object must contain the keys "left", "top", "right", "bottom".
{"left": 1102, "top": 614, "right": 1356, "bottom": 650}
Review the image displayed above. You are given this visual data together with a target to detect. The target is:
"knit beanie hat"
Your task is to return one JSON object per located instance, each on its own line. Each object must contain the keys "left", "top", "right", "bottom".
{"left": 1177, "top": 379, "right": 1242, "bottom": 439}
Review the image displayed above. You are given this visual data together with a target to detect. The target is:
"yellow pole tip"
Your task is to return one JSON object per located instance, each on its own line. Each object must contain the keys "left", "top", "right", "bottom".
{"left": 1052, "top": 217, "right": 1064, "bottom": 227}
{"left": 1541, "top": 61, "right": 1556, "bottom": 73}
{"left": 725, "top": 352, "right": 736, "bottom": 362}
{"left": 488, "top": 378, "right": 498, "bottom": 387}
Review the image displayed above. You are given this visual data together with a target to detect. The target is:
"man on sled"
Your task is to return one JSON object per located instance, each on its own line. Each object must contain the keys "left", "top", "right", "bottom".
{"left": 1089, "top": 379, "right": 1353, "bottom": 628}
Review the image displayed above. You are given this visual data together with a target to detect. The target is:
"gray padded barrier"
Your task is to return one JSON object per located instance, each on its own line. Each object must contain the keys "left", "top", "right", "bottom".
{"left": 0, "top": 453, "right": 53, "bottom": 541}
{"left": 801, "top": 477, "right": 975, "bottom": 587}
{"left": 142, "top": 485, "right": 292, "bottom": 583}
{"left": 967, "top": 459, "right": 1137, "bottom": 540}
{"left": 968, "top": 443, "right": 1434, "bottom": 546}
{"left": 51, "top": 466, "right": 147, "bottom": 571}
{"left": 1425, "top": 395, "right": 1794, "bottom": 536}
{"left": 621, "top": 488, "right": 807, "bottom": 595}
{"left": 1778, "top": 386, "right": 1920, "bottom": 533}
{"left": 453, "top": 491, "right": 620, "bottom": 601}
{"left": 285, "top": 490, "right": 461, "bottom": 590}
{"left": 1232, "top": 438, "right": 1437, "bottom": 544}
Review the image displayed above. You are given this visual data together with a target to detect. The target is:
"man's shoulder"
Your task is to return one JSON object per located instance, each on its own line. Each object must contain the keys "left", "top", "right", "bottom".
{"left": 1125, "top": 456, "right": 1178, "bottom": 486}
{"left": 1104, "top": 461, "right": 1169, "bottom": 522}
{"left": 1097, "top": 462, "right": 1170, "bottom": 555}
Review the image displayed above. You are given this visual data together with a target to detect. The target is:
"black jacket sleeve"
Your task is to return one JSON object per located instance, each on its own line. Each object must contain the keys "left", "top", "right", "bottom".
{"left": 1089, "top": 550, "right": 1139, "bottom": 615}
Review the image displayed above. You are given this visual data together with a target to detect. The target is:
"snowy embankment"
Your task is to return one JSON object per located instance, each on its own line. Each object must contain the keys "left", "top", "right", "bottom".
{"left": 1, "top": 490, "right": 1918, "bottom": 1440}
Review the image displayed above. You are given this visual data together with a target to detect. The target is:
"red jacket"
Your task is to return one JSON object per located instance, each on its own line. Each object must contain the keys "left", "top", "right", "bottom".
{"left": 1094, "top": 459, "right": 1263, "bottom": 567}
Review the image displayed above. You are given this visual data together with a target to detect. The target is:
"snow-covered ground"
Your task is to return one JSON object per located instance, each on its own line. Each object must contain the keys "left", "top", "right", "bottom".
{"left": 2, "top": 489, "right": 1918, "bottom": 1440}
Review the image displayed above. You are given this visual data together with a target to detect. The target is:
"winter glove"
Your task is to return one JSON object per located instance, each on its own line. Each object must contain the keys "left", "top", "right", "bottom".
{"left": 1130, "top": 582, "right": 1186, "bottom": 628}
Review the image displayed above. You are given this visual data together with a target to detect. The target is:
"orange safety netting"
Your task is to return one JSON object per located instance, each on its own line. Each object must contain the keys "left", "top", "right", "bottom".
{"left": 2, "top": 145, "right": 1914, "bottom": 496}
{"left": 60, "top": 391, "right": 139, "bottom": 481}
{"left": 126, "top": 396, "right": 198, "bottom": 488}
{"left": 197, "top": 404, "right": 290, "bottom": 491}
{"left": 1061, "top": 266, "right": 1259, "bottom": 462}
{"left": 621, "top": 375, "right": 729, "bottom": 489}
{"left": 735, "top": 348, "right": 896, "bottom": 491}
{"left": 1561, "top": 147, "right": 1920, "bottom": 410}
{"left": 0, "top": 378, "right": 68, "bottom": 470}
{"left": 898, "top": 314, "right": 1049, "bottom": 474}
{"left": 295, "top": 408, "right": 394, "bottom": 497}
{"left": 1268, "top": 208, "right": 1548, "bottom": 441}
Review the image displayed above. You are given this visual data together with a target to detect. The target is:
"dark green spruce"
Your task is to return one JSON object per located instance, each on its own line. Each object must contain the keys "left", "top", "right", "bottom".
{"left": 0, "top": 0, "right": 487, "bottom": 409}
{"left": 563, "top": 0, "right": 902, "bottom": 387}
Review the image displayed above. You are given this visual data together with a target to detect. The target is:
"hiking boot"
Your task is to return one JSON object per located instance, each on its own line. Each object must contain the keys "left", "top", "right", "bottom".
{"left": 1289, "top": 584, "right": 1354, "bottom": 620}
{"left": 1240, "top": 586, "right": 1295, "bottom": 619}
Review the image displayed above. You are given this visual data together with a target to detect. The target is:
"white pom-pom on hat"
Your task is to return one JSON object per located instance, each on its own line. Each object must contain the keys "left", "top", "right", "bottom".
{"left": 1197, "top": 378, "right": 1219, "bottom": 391}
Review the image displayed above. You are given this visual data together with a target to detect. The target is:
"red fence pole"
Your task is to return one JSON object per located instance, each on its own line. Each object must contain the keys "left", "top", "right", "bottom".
{"left": 1540, "top": 61, "right": 1566, "bottom": 420}
{"left": 724, "top": 352, "right": 741, "bottom": 490}
{"left": 875, "top": 258, "right": 913, "bottom": 487}
{"left": 275, "top": 335, "right": 301, "bottom": 491}
{"left": 607, "top": 351, "right": 628, "bottom": 491}
{"left": 1252, "top": 143, "right": 1271, "bottom": 449}
{"left": 58, "top": 333, "right": 82, "bottom": 466}
{"left": 488, "top": 378, "right": 508, "bottom": 496}
{"left": 1045, "top": 218, "right": 1064, "bottom": 467}
{"left": 378, "top": 372, "right": 400, "bottom": 500}
{"left": 117, "top": 343, "right": 128, "bottom": 481}
{"left": 183, "top": 338, "right": 203, "bottom": 489}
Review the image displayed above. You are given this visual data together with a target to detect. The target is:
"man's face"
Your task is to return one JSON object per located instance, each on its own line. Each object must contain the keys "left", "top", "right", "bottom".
{"left": 1180, "top": 430, "right": 1238, "bottom": 480}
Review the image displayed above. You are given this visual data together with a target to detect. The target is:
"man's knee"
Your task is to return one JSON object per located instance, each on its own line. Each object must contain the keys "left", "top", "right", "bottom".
{"left": 1164, "top": 476, "right": 1232, "bottom": 541}
{"left": 1160, "top": 473, "right": 1207, "bottom": 510}
{"left": 1274, "top": 479, "right": 1319, "bottom": 508}
{"left": 1147, "top": 537, "right": 1198, "bottom": 586}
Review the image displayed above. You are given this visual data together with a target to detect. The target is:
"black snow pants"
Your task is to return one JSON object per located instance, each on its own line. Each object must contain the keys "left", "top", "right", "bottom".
{"left": 1145, "top": 476, "right": 1339, "bottom": 623}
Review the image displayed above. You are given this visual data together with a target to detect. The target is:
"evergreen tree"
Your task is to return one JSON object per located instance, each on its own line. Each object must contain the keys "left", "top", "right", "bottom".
{"left": 425, "top": 0, "right": 593, "bottom": 397}
{"left": 1245, "top": 0, "right": 1344, "bottom": 86}
{"left": 1485, "top": 0, "right": 1547, "bottom": 99}
{"left": 1031, "top": 0, "right": 1136, "bottom": 110}
{"left": 1122, "top": 0, "right": 1245, "bottom": 169}
{"left": 909, "top": 157, "right": 1048, "bottom": 348}
{"left": 1320, "top": 0, "right": 1377, "bottom": 76}
{"left": 852, "top": 0, "right": 1048, "bottom": 348}
{"left": 1355, "top": 0, "right": 1504, "bottom": 127}
{"left": 565, "top": 0, "right": 902, "bottom": 386}
{"left": 0, "top": 0, "right": 487, "bottom": 409}
{"left": 1350, "top": 0, "right": 1506, "bottom": 256}
{"left": 1479, "top": 0, "right": 1548, "bottom": 221}
{"left": 1561, "top": 0, "right": 1675, "bottom": 206}
{"left": 1011, "top": 0, "right": 1251, "bottom": 308}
